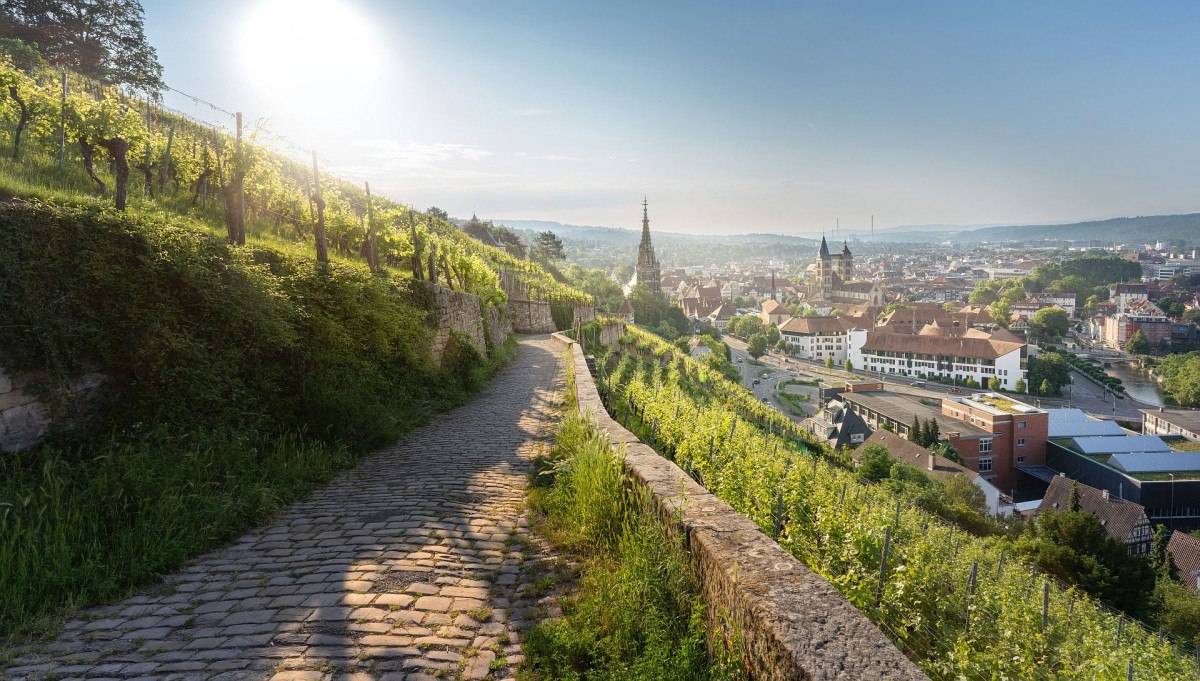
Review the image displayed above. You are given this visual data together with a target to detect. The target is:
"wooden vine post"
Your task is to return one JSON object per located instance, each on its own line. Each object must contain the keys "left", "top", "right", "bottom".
{"left": 159, "top": 124, "right": 174, "bottom": 191}
{"left": 235, "top": 112, "right": 245, "bottom": 244}
{"left": 57, "top": 68, "right": 66, "bottom": 169}
{"left": 311, "top": 150, "right": 328, "bottom": 263}
{"left": 364, "top": 181, "right": 379, "bottom": 273}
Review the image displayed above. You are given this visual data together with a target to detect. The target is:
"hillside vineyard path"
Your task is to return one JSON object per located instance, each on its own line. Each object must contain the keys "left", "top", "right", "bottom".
{"left": 6, "top": 336, "right": 567, "bottom": 681}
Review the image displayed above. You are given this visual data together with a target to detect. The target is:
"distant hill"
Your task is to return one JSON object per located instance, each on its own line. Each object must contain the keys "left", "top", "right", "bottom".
{"left": 956, "top": 214, "right": 1200, "bottom": 244}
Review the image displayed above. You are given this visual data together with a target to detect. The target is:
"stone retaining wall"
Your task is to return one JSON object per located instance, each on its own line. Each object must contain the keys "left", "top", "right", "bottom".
{"left": 0, "top": 369, "right": 104, "bottom": 453}
{"left": 597, "top": 322, "right": 626, "bottom": 347}
{"left": 550, "top": 332, "right": 928, "bottom": 681}
{"left": 485, "top": 305, "right": 512, "bottom": 352}
{"left": 425, "top": 282, "right": 512, "bottom": 365}
{"left": 507, "top": 299, "right": 556, "bottom": 334}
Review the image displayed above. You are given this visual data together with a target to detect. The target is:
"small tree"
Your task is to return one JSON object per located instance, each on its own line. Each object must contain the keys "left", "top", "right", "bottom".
{"left": 988, "top": 376, "right": 1002, "bottom": 391}
{"left": 1125, "top": 329, "right": 1151, "bottom": 355}
{"left": 1015, "top": 378, "right": 1027, "bottom": 393}
{"left": 844, "top": 358, "right": 853, "bottom": 371}
{"left": 825, "top": 356, "right": 834, "bottom": 369}
{"left": 926, "top": 418, "right": 940, "bottom": 444}
{"left": 909, "top": 415, "right": 922, "bottom": 443}
{"left": 857, "top": 443, "right": 893, "bottom": 482}
{"left": 747, "top": 333, "right": 768, "bottom": 359}
{"left": 765, "top": 324, "right": 781, "bottom": 346}
{"left": 1040, "top": 378, "right": 1054, "bottom": 396}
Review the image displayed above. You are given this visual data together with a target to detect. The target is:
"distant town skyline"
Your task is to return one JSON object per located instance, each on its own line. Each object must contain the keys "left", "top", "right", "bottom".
{"left": 144, "top": 0, "right": 1200, "bottom": 234}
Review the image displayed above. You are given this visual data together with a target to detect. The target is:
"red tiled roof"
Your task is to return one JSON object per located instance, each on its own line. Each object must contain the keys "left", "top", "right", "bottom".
{"left": 1168, "top": 531, "right": 1200, "bottom": 590}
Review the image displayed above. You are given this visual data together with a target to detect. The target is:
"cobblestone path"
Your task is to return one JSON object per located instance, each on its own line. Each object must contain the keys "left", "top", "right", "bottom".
{"left": 5, "top": 335, "right": 566, "bottom": 681}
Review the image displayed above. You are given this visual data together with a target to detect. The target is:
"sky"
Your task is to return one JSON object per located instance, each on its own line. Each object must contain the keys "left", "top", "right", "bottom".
{"left": 143, "top": 0, "right": 1200, "bottom": 236}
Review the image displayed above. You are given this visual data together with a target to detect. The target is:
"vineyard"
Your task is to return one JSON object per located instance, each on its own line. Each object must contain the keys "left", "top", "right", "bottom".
{"left": 0, "top": 47, "right": 590, "bottom": 307}
{"left": 595, "top": 326, "right": 1197, "bottom": 680}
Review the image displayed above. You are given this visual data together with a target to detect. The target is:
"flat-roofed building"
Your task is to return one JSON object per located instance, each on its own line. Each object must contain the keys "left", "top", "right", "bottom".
{"left": 942, "top": 393, "right": 1049, "bottom": 492}
{"left": 1142, "top": 408, "right": 1200, "bottom": 443}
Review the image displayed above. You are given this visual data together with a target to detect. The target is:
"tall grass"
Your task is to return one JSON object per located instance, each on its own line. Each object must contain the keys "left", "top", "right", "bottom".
{"left": 0, "top": 429, "right": 349, "bottom": 640}
{"left": 522, "top": 413, "right": 744, "bottom": 681}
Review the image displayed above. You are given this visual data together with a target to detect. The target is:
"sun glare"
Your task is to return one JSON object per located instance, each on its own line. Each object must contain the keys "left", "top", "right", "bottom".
{"left": 237, "top": 0, "right": 382, "bottom": 108}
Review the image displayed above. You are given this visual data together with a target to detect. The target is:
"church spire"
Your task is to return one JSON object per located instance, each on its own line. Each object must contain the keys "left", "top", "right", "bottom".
{"left": 635, "top": 197, "right": 662, "bottom": 295}
{"left": 819, "top": 234, "right": 831, "bottom": 260}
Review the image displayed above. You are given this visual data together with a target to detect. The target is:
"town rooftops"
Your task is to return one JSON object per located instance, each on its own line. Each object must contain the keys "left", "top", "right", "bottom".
{"left": 955, "top": 393, "right": 1045, "bottom": 416}
{"left": 1038, "top": 476, "right": 1149, "bottom": 544}
{"left": 1047, "top": 409, "right": 1129, "bottom": 438}
{"left": 860, "top": 429, "right": 979, "bottom": 483}
{"left": 708, "top": 303, "right": 735, "bottom": 320}
{"left": 858, "top": 329, "right": 1024, "bottom": 360}
{"left": 1072, "top": 435, "right": 1171, "bottom": 455}
{"left": 761, "top": 299, "right": 787, "bottom": 314}
{"left": 840, "top": 390, "right": 990, "bottom": 437}
{"left": 1110, "top": 452, "right": 1200, "bottom": 474}
{"left": 1143, "top": 409, "right": 1200, "bottom": 434}
{"left": 1168, "top": 531, "right": 1200, "bottom": 590}
{"left": 779, "top": 316, "right": 855, "bottom": 335}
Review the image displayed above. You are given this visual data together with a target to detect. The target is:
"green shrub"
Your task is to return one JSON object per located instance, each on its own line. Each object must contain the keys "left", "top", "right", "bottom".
{"left": 551, "top": 301, "right": 576, "bottom": 331}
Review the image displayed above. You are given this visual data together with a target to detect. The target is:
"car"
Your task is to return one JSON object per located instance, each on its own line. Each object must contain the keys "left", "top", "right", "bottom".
{"left": 752, "top": 379, "right": 760, "bottom": 386}
{"left": 947, "top": 387, "right": 961, "bottom": 394}
{"left": 912, "top": 380, "right": 926, "bottom": 388}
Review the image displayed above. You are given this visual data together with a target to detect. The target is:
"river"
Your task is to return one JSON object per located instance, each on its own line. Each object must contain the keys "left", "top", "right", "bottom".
{"left": 1104, "top": 362, "right": 1164, "bottom": 406}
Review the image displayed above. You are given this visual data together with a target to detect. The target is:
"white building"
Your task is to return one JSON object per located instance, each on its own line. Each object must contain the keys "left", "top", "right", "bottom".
{"left": 848, "top": 325, "right": 1027, "bottom": 390}
{"left": 779, "top": 317, "right": 853, "bottom": 361}
{"left": 1041, "top": 293, "right": 1077, "bottom": 316}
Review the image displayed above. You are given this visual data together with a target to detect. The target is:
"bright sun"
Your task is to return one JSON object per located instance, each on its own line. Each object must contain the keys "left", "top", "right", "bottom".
{"left": 237, "top": 0, "right": 381, "bottom": 107}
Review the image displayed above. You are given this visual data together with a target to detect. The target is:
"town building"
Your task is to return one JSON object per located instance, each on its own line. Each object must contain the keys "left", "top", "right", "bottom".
{"left": 1037, "top": 476, "right": 1153, "bottom": 556}
{"left": 1168, "top": 531, "right": 1200, "bottom": 590}
{"left": 1101, "top": 299, "right": 1171, "bottom": 349}
{"left": 1142, "top": 408, "right": 1200, "bottom": 442}
{"left": 847, "top": 325, "right": 1026, "bottom": 390}
{"left": 861, "top": 429, "right": 1005, "bottom": 515}
{"left": 761, "top": 299, "right": 790, "bottom": 327}
{"left": 803, "top": 398, "right": 871, "bottom": 450}
{"left": 778, "top": 316, "right": 854, "bottom": 361}
{"left": 634, "top": 198, "right": 661, "bottom": 295}
{"left": 807, "top": 237, "right": 886, "bottom": 307}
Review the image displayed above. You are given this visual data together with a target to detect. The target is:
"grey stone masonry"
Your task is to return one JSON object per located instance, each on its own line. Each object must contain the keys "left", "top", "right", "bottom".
{"left": 425, "top": 282, "right": 509, "bottom": 367}
{"left": 552, "top": 332, "right": 928, "bottom": 681}
{"left": 3, "top": 335, "right": 566, "bottom": 681}
{"left": 0, "top": 367, "right": 104, "bottom": 453}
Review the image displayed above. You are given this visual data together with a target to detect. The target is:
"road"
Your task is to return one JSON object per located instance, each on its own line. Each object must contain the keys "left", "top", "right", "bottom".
{"left": 721, "top": 336, "right": 1150, "bottom": 422}
{"left": 723, "top": 335, "right": 985, "bottom": 405}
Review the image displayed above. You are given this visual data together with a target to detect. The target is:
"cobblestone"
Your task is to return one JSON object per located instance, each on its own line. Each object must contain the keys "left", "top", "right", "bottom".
{"left": 4, "top": 336, "right": 564, "bottom": 681}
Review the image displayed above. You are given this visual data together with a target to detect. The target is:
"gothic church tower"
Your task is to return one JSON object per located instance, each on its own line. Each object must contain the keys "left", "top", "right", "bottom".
{"left": 635, "top": 198, "right": 662, "bottom": 295}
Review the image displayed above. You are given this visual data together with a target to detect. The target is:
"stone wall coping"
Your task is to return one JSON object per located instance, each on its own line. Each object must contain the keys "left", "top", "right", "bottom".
{"left": 549, "top": 332, "right": 927, "bottom": 681}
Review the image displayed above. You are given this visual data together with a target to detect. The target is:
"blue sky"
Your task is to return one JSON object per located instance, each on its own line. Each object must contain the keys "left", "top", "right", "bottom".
{"left": 144, "top": 1, "right": 1200, "bottom": 235}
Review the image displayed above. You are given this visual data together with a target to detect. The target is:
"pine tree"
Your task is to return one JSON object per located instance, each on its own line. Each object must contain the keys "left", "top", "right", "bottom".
{"left": 909, "top": 415, "right": 922, "bottom": 443}
{"left": 1068, "top": 482, "right": 1082, "bottom": 512}
{"left": 927, "top": 418, "right": 940, "bottom": 445}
